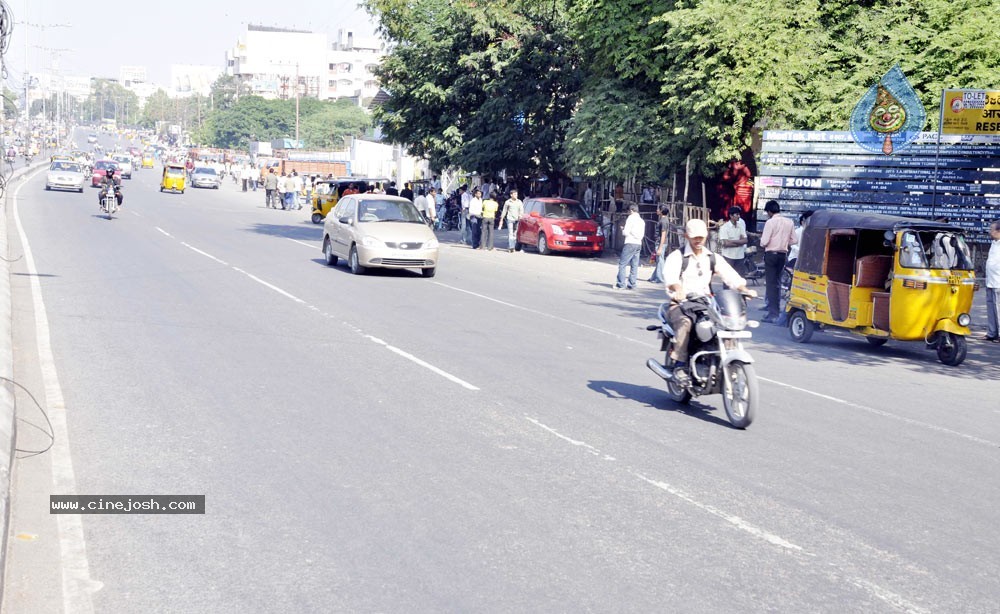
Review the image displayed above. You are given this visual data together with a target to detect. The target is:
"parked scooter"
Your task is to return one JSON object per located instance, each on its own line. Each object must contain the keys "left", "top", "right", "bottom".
{"left": 646, "top": 290, "right": 759, "bottom": 429}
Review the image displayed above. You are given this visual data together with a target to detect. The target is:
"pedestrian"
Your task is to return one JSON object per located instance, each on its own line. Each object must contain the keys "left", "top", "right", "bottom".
{"left": 614, "top": 203, "right": 644, "bottom": 289}
{"left": 648, "top": 205, "right": 671, "bottom": 283}
{"left": 426, "top": 187, "right": 439, "bottom": 227}
{"left": 468, "top": 188, "right": 484, "bottom": 249}
{"left": 983, "top": 219, "right": 1000, "bottom": 342}
{"left": 718, "top": 206, "right": 748, "bottom": 274}
{"left": 276, "top": 172, "right": 288, "bottom": 209}
{"left": 758, "top": 200, "right": 797, "bottom": 322}
{"left": 286, "top": 170, "right": 302, "bottom": 209}
{"left": 583, "top": 183, "right": 594, "bottom": 214}
{"left": 414, "top": 189, "right": 428, "bottom": 220}
{"left": 460, "top": 185, "right": 471, "bottom": 244}
{"left": 499, "top": 189, "right": 524, "bottom": 252}
{"left": 400, "top": 182, "right": 414, "bottom": 201}
{"left": 264, "top": 168, "right": 278, "bottom": 208}
{"left": 481, "top": 191, "right": 498, "bottom": 250}
{"left": 385, "top": 181, "right": 399, "bottom": 196}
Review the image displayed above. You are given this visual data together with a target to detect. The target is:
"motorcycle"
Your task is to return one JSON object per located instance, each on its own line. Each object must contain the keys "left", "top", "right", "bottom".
{"left": 646, "top": 290, "right": 759, "bottom": 428}
{"left": 24, "top": 154, "right": 34, "bottom": 165}
{"left": 100, "top": 187, "right": 120, "bottom": 219}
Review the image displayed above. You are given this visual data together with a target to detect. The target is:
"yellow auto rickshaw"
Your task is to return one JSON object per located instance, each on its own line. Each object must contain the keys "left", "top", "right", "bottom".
{"left": 141, "top": 153, "right": 155, "bottom": 169}
{"left": 160, "top": 164, "right": 186, "bottom": 193}
{"left": 311, "top": 179, "right": 339, "bottom": 224}
{"left": 785, "top": 209, "right": 976, "bottom": 366}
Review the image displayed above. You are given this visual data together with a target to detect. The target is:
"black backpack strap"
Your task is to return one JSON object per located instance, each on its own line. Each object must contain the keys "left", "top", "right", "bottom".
{"left": 679, "top": 250, "right": 716, "bottom": 277}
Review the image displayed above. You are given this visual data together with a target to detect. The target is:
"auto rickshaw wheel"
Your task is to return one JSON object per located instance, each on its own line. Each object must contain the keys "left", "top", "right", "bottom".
{"left": 866, "top": 336, "right": 888, "bottom": 347}
{"left": 936, "top": 333, "right": 967, "bottom": 366}
{"left": 311, "top": 212, "right": 323, "bottom": 224}
{"left": 788, "top": 310, "right": 814, "bottom": 343}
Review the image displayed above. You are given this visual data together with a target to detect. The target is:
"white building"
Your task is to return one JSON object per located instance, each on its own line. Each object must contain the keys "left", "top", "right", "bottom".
{"left": 119, "top": 65, "right": 148, "bottom": 86}
{"left": 226, "top": 25, "right": 383, "bottom": 102}
{"left": 171, "top": 64, "right": 223, "bottom": 98}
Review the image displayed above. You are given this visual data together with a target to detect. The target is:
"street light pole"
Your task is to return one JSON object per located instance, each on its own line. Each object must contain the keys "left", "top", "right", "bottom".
{"left": 295, "top": 62, "right": 300, "bottom": 148}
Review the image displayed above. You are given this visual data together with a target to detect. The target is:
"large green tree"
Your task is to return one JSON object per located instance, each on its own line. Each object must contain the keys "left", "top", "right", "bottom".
{"left": 366, "top": 0, "right": 583, "bottom": 176}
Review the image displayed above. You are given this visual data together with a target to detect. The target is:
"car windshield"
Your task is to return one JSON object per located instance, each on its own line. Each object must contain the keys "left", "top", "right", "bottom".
{"left": 50, "top": 162, "right": 80, "bottom": 172}
{"left": 194, "top": 168, "right": 217, "bottom": 175}
{"left": 542, "top": 202, "right": 589, "bottom": 219}
{"left": 899, "top": 230, "right": 973, "bottom": 270}
{"left": 358, "top": 200, "right": 424, "bottom": 223}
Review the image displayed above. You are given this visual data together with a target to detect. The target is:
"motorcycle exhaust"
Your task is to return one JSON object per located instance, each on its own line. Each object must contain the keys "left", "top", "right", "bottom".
{"left": 646, "top": 358, "right": 673, "bottom": 380}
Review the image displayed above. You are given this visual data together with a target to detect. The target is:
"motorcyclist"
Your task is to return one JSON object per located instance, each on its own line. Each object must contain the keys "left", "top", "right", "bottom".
{"left": 662, "top": 219, "right": 756, "bottom": 385}
{"left": 5, "top": 146, "right": 15, "bottom": 163}
{"left": 98, "top": 168, "right": 124, "bottom": 209}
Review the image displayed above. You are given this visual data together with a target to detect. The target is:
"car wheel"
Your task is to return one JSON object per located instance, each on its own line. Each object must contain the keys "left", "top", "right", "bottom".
{"left": 322, "top": 237, "right": 338, "bottom": 266}
{"left": 537, "top": 233, "right": 550, "bottom": 255}
{"left": 421, "top": 267, "right": 436, "bottom": 278}
{"left": 78, "top": 187, "right": 84, "bottom": 193}
{"left": 348, "top": 246, "right": 366, "bottom": 275}
{"left": 45, "top": 185, "right": 51, "bottom": 190}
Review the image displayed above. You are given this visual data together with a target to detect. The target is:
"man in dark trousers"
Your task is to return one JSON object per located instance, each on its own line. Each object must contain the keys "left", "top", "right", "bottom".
{"left": 758, "top": 200, "right": 796, "bottom": 323}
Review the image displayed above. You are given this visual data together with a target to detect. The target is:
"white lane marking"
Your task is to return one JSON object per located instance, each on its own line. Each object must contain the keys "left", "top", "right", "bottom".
{"left": 434, "top": 282, "right": 649, "bottom": 346}
{"left": 13, "top": 176, "right": 101, "bottom": 613}
{"left": 365, "top": 335, "right": 479, "bottom": 391}
{"left": 845, "top": 578, "right": 930, "bottom": 614}
{"left": 761, "top": 377, "right": 1000, "bottom": 448}
{"left": 130, "top": 211, "right": 140, "bottom": 217}
{"left": 525, "top": 417, "right": 614, "bottom": 459}
{"left": 165, "top": 235, "right": 477, "bottom": 389}
{"left": 180, "top": 242, "right": 229, "bottom": 266}
{"left": 287, "top": 238, "right": 318, "bottom": 250}
{"left": 634, "top": 474, "right": 808, "bottom": 553}
{"left": 155, "top": 227, "right": 172, "bottom": 238}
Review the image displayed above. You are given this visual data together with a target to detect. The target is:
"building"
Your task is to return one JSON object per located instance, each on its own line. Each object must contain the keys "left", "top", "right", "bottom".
{"left": 171, "top": 64, "right": 223, "bottom": 98}
{"left": 225, "top": 25, "right": 384, "bottom": 102}
{"left": 119, "top": 65, "right": 148, "bottom": 87}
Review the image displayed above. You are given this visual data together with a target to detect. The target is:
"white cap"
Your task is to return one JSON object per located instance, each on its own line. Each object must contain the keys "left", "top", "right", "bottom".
{"left": 686, "top": 218, "right": 708, "bottom": 238}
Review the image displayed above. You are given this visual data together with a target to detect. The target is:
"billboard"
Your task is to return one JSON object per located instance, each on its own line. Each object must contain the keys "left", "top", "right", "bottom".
{"left": 940, "top": 90, "right": 1000, "bottom": 135}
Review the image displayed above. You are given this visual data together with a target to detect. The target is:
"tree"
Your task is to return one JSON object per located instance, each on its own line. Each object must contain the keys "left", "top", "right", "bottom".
{"left": 298, "top": 100, "right": 370, "bottom": 150}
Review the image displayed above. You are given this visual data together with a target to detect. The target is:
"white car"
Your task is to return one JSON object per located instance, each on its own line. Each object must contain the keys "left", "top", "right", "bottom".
{"left": 46, "top": 161, "right": 86, "bottom": 192}
{"left": 111, "top": 154, "right": 133, "bottom": 179}
{"left": 190, "top": 166, "right": 221, "bottom": 189}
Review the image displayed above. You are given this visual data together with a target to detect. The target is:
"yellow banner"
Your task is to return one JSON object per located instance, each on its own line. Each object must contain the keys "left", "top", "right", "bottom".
{"left": 940, "top": 90, "right": 1000, "bottom": 135}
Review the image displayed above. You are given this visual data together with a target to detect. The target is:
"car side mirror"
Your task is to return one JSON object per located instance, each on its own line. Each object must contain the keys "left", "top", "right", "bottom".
{"left": 338, "top": 216, "right": 352, "bottom": 225}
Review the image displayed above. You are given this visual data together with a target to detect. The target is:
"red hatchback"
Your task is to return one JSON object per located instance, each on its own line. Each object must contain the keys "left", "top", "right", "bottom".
{"left": 516, "top": 198, "right": 604, "bottom": 255}
{"left": 91, "top": 159, "right": 120, "bottom": 187}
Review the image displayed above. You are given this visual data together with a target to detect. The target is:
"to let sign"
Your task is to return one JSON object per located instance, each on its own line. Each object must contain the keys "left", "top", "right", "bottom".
{"left": 940, "top": 89, "right": 1000, "bottom": 135}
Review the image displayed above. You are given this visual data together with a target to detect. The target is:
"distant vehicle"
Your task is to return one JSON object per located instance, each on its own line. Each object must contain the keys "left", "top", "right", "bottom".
{"left": 322, "top": 194, "right": 439, "bottom": 278}
{"left": 190, "top": 166, "right": 221, "bottom": 189}
{"left": 91, "top": 160, "right": 120, "bottom": 187}
{"left": 111, "top": 154, "right": 133, "bottom": 179}
{"left": 87, "top": 134, "right": 98, "bottom": 144}
{"left": 46, "top": 161, "right": 86, "bottom": 192}
{"left": 515, "top": 198, "right": 605, "bottom": 256}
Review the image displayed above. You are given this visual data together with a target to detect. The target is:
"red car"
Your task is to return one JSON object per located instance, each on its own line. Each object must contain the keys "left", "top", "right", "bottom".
{"left": 516, "top": 198, "right": 605, "bottom": 255}
{"left": 91, "top": 159, "right": 120, "bottom": 187}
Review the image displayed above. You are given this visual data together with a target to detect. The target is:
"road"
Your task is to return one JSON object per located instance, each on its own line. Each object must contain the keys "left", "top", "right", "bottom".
{"left": 4, "top": 134, "right": 1000, "bottom": 613}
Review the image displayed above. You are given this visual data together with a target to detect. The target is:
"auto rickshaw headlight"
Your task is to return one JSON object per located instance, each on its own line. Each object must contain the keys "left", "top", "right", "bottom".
{"left": 957, "top": 313, "right": 971, "bottom": 327}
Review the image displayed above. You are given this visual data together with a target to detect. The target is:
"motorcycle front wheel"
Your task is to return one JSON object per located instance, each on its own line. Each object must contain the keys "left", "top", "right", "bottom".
{"left": 722, "top": 361, "right": 758, "bottom": 429}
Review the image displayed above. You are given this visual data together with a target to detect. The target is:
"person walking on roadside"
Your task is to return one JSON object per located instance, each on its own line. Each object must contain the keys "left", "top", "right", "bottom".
{"left": 264, "top": 168, "right": 278, "bottom": 208}
{"left": 426, "top": 187, "right": 439, "bottom": 227}
{"left": 400, "top": 182, "right": 414, "bottom": 201}
{"left": 414, "top": 189, "right": 429, "bottom": 221}
{"left": 983, "top": 219, "right": 1000, "bottom": 342}
{"left": 460, "top": 185, "right": 472, "bottom": 245}
{"left": 468, "top": 188, "right": 484, "bottom": 249}
{"left": 481, "top": 192, "right": 499, "bottom": 250}
{"left": 614, "top": 203, "right": 645, "bottom": 290}
{"left": 718, "top": 206, "right": 749, "bottom": 284}
{"left": 648, "top": 205, "right": 671, "bottom": 283}
{"left": 758, "top": 200, "right": 796, "bottom": 322}
{"left": 499, "top": 189, "right": 524, "bottom": 252}
{"left": 286, "top": 170, "right": 302, "bottom": 210}
{"left": 276, "top": 172, "right": 288, "bottom": 209}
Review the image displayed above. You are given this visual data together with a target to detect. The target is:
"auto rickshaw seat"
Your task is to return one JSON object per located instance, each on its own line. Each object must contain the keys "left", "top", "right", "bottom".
{"left": 855, "top": 255, "right": 892, "bottom": 288}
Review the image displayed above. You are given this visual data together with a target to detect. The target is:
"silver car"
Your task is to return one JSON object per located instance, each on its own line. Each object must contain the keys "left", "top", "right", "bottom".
{"left": 322, "top": 194, "right": 439, "bottom": 277}
{"left": 190, "top": 167, "right": 221, "bottom": 189}
{"left": 111, "top": 154, "right": 134, "bottom": 179}
{"left": 45, "top": 161, "right": 86, "bottom": 192}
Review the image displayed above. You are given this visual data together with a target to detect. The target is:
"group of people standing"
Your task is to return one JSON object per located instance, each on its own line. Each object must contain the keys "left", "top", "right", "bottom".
{"left": 456, "top": 185, "right": 524, "bottom": 252}
{"left": 260, "top": 168, "right": 315, "bottom": 210}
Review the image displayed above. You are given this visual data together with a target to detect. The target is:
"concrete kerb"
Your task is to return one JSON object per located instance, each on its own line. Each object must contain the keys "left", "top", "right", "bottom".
{"left": 1, "top": 158, "right": 52, "bottom": 602}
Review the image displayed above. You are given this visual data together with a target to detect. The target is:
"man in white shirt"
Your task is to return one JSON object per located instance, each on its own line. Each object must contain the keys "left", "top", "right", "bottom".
{"left": 983, "top": 219, "right": 1000, "bottom": 341}
{"left": 460, "top": 186, "right": 472, "bottom": 244}
{"left": 468, "top": 188, "right": 484, "bottom": 249}
{"left": 718, "top": 206, "right": 748, "bottom": 271}
{"left": 614, "top": 203, "right": 645, "bottom": 289}
{"left": 662, "top": 219, "right": 756, "bottom": 382}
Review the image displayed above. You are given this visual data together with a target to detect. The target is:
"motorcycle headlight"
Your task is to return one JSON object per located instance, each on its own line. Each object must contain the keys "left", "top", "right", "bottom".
{"left": 721, "top": 314, "right": 748, "bottom": 330}
{"left": 550, "top": 224, "right": 565, "bottom": 235}
{"left": 695, "top": 320, "right": 715, "bottom": 342}
{"left": 360, "top": 235, "right": 384, "bottom": 248}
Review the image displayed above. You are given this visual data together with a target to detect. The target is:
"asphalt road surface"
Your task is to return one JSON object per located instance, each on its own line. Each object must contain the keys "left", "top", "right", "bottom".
{"left": 4, "top": 133, "right": 1000, "bottom": 613}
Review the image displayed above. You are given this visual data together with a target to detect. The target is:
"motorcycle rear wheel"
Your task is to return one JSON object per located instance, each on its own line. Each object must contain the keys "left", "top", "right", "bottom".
{"left": 664, "top": 356, "right": 691, "bottom": 404}
{"left": 722, "top": 361, "right": 758, "bottom": 429}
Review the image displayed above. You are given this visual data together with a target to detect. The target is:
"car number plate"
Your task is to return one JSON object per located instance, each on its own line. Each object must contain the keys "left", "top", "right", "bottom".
{"left": 571, "top": 235, "right": 587, "bottom": 241}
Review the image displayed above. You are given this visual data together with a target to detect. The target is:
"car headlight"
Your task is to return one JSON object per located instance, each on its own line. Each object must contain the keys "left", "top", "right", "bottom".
{"left": 360, "top": 235, "right": 384, "bottom": 248}
{"left": 550, "top": 225, "right": 565, "bottom": 235}
{"left": 425, "top": 237, "right": 439, "bottom": 249}
{"left": 957, "top": 313, "right": 971, "bottom": 327}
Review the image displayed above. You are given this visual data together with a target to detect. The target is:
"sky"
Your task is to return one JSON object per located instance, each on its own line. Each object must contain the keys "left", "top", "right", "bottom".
{"left": 3, "top": 0, "right": 382, "bottom": 88}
